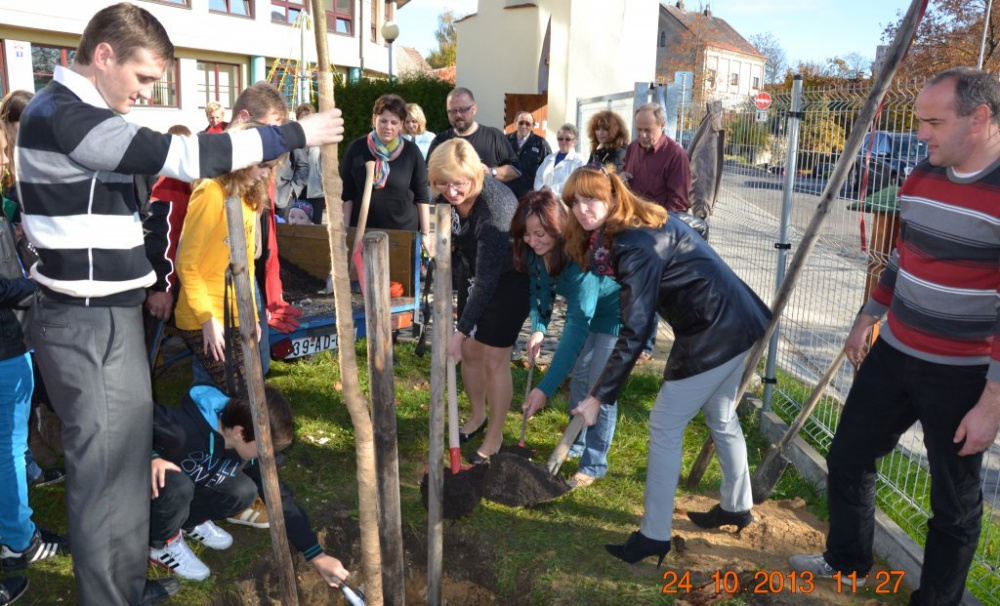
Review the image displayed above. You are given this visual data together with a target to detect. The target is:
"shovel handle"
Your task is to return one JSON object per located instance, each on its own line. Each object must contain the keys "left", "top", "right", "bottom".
{"left": 520, "top": 361, "right": 534, "bottom": 446}
{"left": 547, "top": 414, "right": 586, "bottom": 475}
{"left": 352, "top": 161, "right": 376, "bottom": 256}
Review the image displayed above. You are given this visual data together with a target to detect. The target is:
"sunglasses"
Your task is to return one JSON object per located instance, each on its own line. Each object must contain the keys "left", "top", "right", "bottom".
{"left": 446, "top": 105, "right": 474, "bottom": 116}
{"left": 517, "top": 121, "right": 533, "bottom": 126}
{"left": 557, "top": 137, "right": 575, "bottom": 142}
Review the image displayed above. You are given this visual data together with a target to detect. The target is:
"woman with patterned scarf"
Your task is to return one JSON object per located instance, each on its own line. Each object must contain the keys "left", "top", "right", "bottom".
{"left": 340, "top": 94, "right": 430, "bottom": 239}
{"left": 561, "top": 165, "right": 771, "bottom": 568}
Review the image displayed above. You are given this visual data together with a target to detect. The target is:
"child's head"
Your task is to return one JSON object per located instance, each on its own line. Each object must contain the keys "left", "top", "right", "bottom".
{"left": 219, "top": 384, "right": 294, "bottom": 460}
{"left": 287, "top": 200, "right": 314, "bottom": 225}
{"left": 213, "top": 119, "right": 280, "bottom": 211}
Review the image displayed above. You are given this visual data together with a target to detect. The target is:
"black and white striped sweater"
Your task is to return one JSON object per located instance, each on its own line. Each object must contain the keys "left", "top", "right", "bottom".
{"left": 16, "top": 66, "right": 304, "bottom": 306}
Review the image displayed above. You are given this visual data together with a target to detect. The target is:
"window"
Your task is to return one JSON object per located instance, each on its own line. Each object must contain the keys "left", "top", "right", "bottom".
{"left": 197, "top": 61, "right": 242, "bottom": 109}
{"left": 326, "top": 0, "right": 353, "bottom": 35}
{"left": 271, "top": 0, "right": 306, "bottom": 24}
{"left": 705, "top": 68, "right": 716, "bottom": 89}
{"left": 751, "top": 76, "right": 760, "bottom": 90}
{"left": 142, "top": 0, "right": 189, "bottom": 5}
{"left": 659, "top": 31, "right": 666, "bottom": 48}
{"left": 32, "top": 44, "right": 75, "bottom": 91}
{"left": 210, "top": 0, "right": 252, "bottom": 17}
{"left": 729, "top": 72, "right": 739, "bottom": 87}
{"left": 136, "top": 63, "right": 180, "bottom": 107}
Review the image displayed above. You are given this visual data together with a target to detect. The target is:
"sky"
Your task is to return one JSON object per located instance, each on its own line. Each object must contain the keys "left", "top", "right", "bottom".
{"left": 394, "top": 0, "right": 917, "bottom": 68}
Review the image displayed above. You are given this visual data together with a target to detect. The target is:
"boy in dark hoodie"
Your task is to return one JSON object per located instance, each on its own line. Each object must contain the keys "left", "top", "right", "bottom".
{"left": 147, "top": 385, "right": 348, "bottom": 585}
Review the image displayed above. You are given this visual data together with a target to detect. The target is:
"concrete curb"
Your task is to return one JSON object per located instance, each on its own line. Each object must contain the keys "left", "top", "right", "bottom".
{"left": 758, "top": 410, "right": 984, "bottom": 606}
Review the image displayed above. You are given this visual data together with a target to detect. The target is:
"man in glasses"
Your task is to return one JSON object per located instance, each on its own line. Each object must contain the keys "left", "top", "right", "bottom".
{"left": 506, "top": 111, "right": 551, "bottom": 198}
{"left": 427, "top": 87, "right": 522, "bottom": 195}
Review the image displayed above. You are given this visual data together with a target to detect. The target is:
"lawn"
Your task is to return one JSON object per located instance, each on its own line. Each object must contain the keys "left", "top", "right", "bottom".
{"left": 18, "top": 339, "right": 910, "bottom": 605}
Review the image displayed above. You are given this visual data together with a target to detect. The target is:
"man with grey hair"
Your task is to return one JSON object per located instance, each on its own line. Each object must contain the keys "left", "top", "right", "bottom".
{"left": 427, "top": 87, "right": 522, "bottom": 194}
{"left": 506, "top": 110, "right": 550, "bottom": 197}
{"left": 790, "top": 67, "right": 1000, "bottom": 605}
{"left": 621, "top": 102, "right": 691, "bottom": 212}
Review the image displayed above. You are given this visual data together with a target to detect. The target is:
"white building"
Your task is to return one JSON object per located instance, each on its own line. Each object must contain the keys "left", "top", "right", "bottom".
{"left": 453, "top": 0, "right": 658, "bottom": 142}
{"left": 0, "top": 0, "right": 401, "bottom": 133}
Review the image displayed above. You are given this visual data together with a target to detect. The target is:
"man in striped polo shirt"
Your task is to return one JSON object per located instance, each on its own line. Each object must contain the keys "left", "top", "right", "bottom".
{"left": 791, "top": 67, "right": 1000, "bottom": 604}
{"left": 15, "top": 4, "right": 344, "bottom": 605}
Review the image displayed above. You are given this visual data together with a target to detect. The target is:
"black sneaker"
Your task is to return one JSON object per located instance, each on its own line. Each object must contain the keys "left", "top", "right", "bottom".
{"left": 0, "top": 528, "right": 66, "bottom": 571}
{"left": 31, "top": 468, "right": 66, "bottom": 488}
{"left": 140, "top": 578, "right": 181, "bottom": 606}
{"left": 0, "top": 576, "right": 28, "bottom": 606}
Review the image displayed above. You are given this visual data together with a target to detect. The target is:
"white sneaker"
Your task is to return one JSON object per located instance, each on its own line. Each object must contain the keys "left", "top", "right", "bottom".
{"left": 149, "top": 533, "right": 210, "bottom": 581}
{"left": 184, "top": 520, "right": 233, "bottom": 550}
{"left": 788, "top": 554, "right": 866, "bottom": 587}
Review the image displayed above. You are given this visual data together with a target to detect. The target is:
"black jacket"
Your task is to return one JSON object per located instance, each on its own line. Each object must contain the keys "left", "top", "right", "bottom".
{"left": 590, "top": 217, "right": 771, "bottom": 404}
{"left": 506, "top": 132, "right": 551, "bottom": 198}
{"left": 153, "top": 386, "right": 324, "bottom": 559}
{"left": 0, "top": 212, "right": 36, "bottom": 362}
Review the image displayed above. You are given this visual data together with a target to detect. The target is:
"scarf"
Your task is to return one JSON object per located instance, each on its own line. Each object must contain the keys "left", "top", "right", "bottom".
{"left": 588, "top": 228, "right": 614, "bottom": 277}
{"left": 366, "top": 130, "right": 401, "bottom": 189}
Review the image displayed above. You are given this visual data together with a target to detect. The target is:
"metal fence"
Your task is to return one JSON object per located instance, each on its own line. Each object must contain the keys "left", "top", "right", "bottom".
{"left": 577, "top": 81, "right": 1000, "bottom": 604}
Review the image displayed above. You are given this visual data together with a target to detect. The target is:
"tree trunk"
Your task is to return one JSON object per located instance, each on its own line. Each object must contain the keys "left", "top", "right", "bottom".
{"left": 310, "top": 2, "right": 383, "bottom": 603}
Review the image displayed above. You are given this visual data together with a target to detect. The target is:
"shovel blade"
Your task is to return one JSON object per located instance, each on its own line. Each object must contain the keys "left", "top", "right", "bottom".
{"left": 750, "top": 445, "right": 789, "bottom": 504}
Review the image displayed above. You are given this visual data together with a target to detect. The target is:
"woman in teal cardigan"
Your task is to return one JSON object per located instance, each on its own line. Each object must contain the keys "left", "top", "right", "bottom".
{"left": 514, "top": 189, "right": 621, "bottom": 488}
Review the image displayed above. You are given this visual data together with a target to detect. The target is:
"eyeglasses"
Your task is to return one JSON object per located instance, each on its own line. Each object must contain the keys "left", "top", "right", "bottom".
{"left": 557, "top": 137, "right": 575, "bottom": 142}
{"left": 433, "top": 180, "right": 472, "bottom": 192}
{"left": 517, "top": 121, "right": 533, "bottom": 127}
{"left": 446, "top": 105, "right": 474, "bottom": 116}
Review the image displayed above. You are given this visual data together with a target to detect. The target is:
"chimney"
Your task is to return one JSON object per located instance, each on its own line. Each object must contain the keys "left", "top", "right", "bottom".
{"left": 704, "top": 4, "right": 711, "bottom": 17}
{"left": 676, "top": 0, "right": 685, "bottom": 9}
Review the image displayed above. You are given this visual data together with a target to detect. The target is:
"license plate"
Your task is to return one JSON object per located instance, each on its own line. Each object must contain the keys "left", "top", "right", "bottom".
{"left": 288, "top": 333, "right": 338, "bottom": 358}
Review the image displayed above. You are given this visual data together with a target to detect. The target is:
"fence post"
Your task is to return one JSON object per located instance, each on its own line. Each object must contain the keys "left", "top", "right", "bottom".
{"left": 632, "top": 81, "right": 650, "bottom": 140}
{"left": 762, "top": 75, "right": 804, "bottom": 411}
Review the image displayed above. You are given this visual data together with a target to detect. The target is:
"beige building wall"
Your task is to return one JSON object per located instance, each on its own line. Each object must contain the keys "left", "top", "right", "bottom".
{"left": 455, "top": 0, "right": 657, "bottom": 143}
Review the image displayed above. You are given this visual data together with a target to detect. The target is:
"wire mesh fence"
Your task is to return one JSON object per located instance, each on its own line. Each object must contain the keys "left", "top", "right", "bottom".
{"left": 578, "top": 80, "right": 1000, "bottom": 603}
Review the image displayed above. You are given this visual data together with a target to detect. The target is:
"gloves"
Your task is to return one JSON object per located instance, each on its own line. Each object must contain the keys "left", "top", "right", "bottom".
{"left": 267, "top": 304, "right": 303, "bottom": 333}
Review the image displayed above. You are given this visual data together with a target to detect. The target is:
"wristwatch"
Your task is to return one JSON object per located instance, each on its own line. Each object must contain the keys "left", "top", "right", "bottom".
{"left": 490, "top": 167, "right": 498, "bottom": 177}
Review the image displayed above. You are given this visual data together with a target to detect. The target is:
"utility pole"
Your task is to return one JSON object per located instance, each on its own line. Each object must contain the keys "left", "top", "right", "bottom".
{"left": 979, "top": 0, "right": 994, "bottom": 70}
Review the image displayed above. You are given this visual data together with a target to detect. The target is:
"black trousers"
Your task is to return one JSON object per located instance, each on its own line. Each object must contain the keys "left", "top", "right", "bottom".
{"left": 149, "top": 469, "right": 257, "bottom": 548}
{"left": 824, "top": 338, "right": 986, "bottom": 606}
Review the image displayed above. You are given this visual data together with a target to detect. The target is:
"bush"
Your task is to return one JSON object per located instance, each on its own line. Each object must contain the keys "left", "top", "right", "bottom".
{"left": 330, "top": 71, "right": 452, "bottom": 145}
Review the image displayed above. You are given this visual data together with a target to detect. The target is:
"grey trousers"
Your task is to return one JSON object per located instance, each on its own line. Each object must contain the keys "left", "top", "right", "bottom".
{"left": 32, "top": 297, "right": 152, "bottom": 606}
{"left": 640, "top": 350, "right": 753, "bottom": 541}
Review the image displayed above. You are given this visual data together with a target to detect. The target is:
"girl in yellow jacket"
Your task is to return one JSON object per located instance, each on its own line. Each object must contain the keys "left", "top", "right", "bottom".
{"left": 174, "top": 120, "right": 279, "bottom": 395}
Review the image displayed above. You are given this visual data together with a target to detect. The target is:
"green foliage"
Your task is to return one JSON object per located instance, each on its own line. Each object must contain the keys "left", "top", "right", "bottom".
{"left": 332, "top": 71, "right": 452, "bottom": 144}
{"left": 426, "top": 10, "right": 457, "bottom": 69}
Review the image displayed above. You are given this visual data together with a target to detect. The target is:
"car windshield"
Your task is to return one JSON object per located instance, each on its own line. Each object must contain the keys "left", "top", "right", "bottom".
{"left": 892, "top": 135, "right": 927, "bottom": 159}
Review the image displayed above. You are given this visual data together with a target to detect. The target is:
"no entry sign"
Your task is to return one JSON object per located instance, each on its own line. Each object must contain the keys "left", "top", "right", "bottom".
{"left": 754, "top": 92, "right": 772, "bottom": 110}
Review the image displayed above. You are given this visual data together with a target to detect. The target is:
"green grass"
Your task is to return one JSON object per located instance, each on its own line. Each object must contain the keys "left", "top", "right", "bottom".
{"left": 20, "top": 342, "right": 909, "bottom": 605}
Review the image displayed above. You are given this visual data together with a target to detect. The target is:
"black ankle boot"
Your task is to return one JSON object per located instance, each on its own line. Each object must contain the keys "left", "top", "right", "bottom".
{"left": 686, "top": 504, "right": 754, "bottom": 531}
{"left": 605, "top": 531, "right": 671, "bottom": 567}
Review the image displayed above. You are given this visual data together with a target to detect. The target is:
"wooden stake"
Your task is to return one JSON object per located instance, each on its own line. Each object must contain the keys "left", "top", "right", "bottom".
{"left": 311, "top": 1, "right": 383, "bottom": 602}
{"left": 363, "top": 232, "right": 406, "bottom": 606}
{"left": 222, "top": 195, "right": 298, "bottom": 606}
{"left": 686, "top": 0, "right": 930, "bottom": 490}
{"left": 427, "top": 203, "right": 452, "bottom": 606}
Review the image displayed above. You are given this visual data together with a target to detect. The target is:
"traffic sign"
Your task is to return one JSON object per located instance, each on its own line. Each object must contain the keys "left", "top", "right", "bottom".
{"left": 754, "top": 92, "right": 772, "bottom": 110}
{"left": 755, "top": 109, "right": 769, "bottom": 124}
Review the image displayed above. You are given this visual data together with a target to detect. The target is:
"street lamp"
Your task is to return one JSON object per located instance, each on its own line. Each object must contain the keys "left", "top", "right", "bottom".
{"left": 381, "top": 21, "right": 400, "bottom": 82}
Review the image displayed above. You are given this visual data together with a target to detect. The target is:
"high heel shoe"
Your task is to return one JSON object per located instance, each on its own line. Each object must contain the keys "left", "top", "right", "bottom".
{"left": 605, "top": 530, "right": 671, "bottom": 568}
{"left": 686, "top": 504, "right": 755, "bottom": 531}
{"left": 458, "top": 420, "right": 486, "bottom": 444}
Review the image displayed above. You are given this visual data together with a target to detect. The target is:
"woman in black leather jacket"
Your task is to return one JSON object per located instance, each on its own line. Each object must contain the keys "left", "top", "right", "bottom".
{"left": 562, "top": 165, "right": 771, "bottom": 567}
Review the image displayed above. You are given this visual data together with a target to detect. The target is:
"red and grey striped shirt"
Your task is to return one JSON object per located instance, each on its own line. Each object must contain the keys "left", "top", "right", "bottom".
{"left": 863, "top": 158, "right": 1000, "bottom": 381}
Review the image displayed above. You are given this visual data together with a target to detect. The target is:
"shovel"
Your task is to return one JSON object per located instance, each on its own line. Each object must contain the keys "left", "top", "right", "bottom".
{"left": 482, "top": 412, "right": 585, "bottom": 508}
{"left": 750, "top": 346, "right": 847, "bottom": 504}
{"left": 350, "top": 160, "right": 376, "bottom": 294}
{"left": 339, "top": 581, "right": 366, "bottom": 606}
{"left": 414, "top": 258, "right": 434, "bottom": 357}
{"left": 499, "top": 359, "right": 536, "bottom": 459}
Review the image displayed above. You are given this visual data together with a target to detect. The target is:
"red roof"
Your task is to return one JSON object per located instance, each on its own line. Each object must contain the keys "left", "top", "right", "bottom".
{"left": 661, "top": 3, "right": 765, "bottom": 60}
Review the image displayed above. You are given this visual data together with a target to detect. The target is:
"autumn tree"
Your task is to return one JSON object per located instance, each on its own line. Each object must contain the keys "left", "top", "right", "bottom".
{"left": 749, "top": 32, "right": 788, "bottom": 85}
{"left": 882, "top": 0, "right": 998, "bottom": 79}
{"left": 426, "top": 10, "right": 457, "bottom": 69}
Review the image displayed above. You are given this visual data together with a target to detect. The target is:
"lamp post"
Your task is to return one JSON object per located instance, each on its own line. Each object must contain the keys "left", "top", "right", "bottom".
{"left": 381, "top": 21, "right": 400, "bottom": 82}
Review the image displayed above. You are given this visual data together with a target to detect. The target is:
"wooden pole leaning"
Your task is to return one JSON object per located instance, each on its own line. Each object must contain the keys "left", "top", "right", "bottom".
{"left": 222, "top": 195, "right": 298, "bottom": 606}
{"left": 685, "top": 0, "right": 930, "bottom": 490}
{"left": 363, "top": 232, "right": 406, "bottom": 606}
{"left": 427, "top": 203, "right": 452, "bottom": 606}
{"left": 311, "top": 0, "right": 384, "bottom": 602}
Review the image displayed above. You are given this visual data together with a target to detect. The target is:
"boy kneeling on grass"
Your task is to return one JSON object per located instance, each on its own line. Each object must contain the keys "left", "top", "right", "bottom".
{"left": 148, "top": 384, "right": 349, "bottom": 585}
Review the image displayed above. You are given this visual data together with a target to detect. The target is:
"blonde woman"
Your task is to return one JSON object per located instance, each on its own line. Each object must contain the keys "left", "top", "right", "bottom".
{"left": 174, "top": 120, "right": 277, "bottom": 396}
{"left": 404, "top": 102, "right": 435, "bottom": 160}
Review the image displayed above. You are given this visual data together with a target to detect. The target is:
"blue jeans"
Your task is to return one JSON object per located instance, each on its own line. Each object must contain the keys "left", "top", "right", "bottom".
{"left": 0, "top": 352, "right": 37, "bottom": 551}
{"left": 191, "top": 282, "right": 269, "bottom": 385}
{"left": 568, "top": 332, "right": 619, "bottom": 478}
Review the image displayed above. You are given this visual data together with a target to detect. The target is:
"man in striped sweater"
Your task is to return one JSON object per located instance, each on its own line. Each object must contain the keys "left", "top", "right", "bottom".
{"left": 14, "top": 4, "right": 344, "bottom": 605}
{"left": 791, "top": 67, "right": 1000, "bottom": 605}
